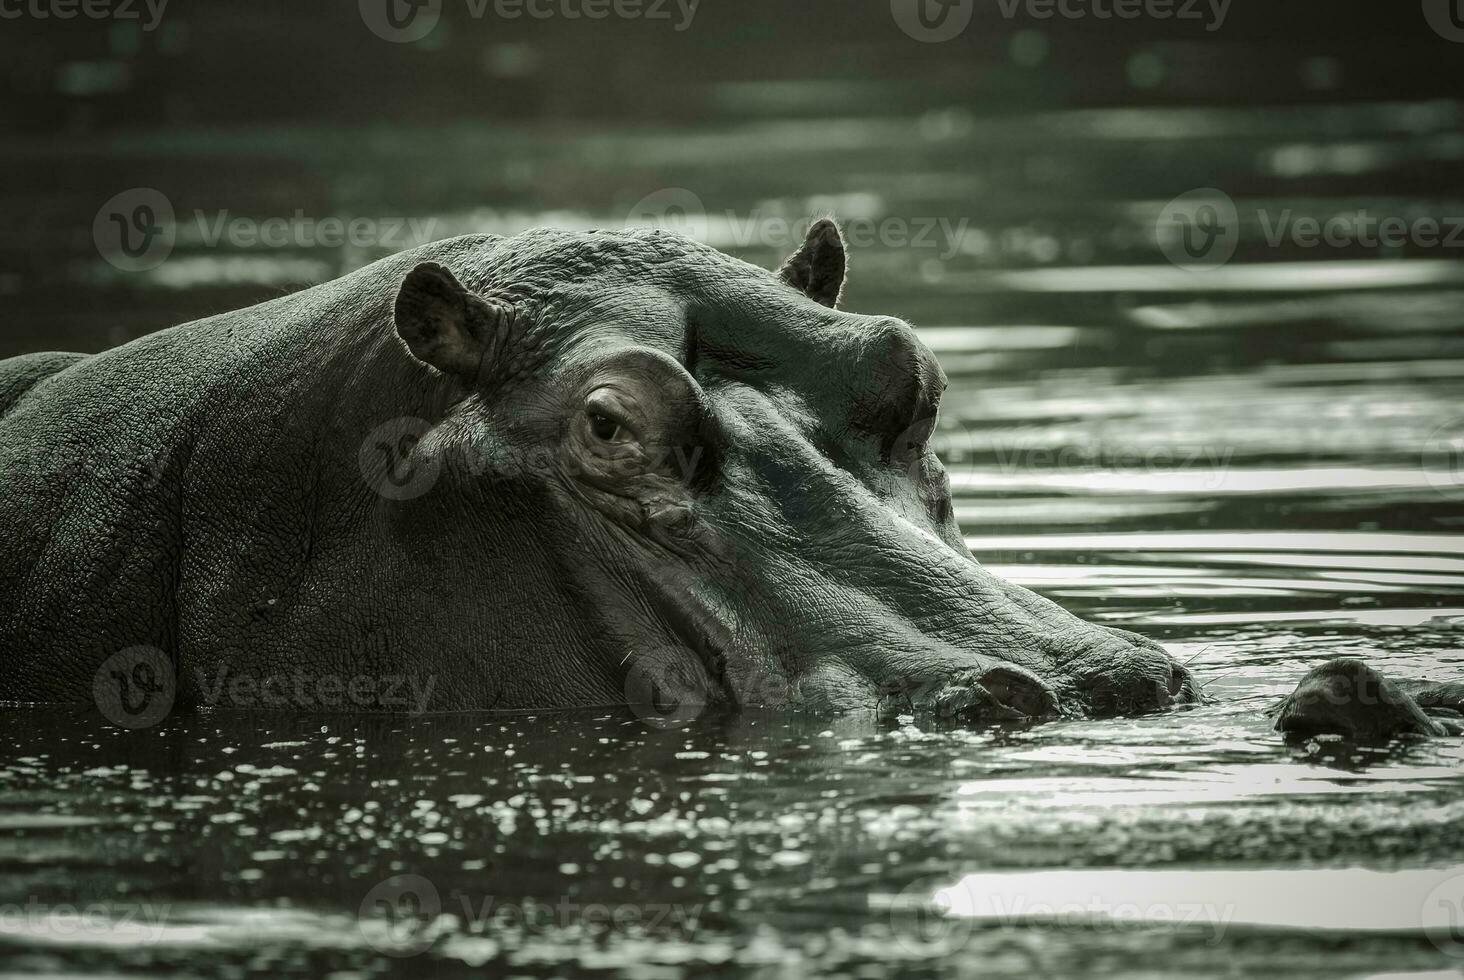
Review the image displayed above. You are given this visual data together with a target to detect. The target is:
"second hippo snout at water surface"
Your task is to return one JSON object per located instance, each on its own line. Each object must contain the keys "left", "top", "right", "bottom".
{"left": 1273, "top": 658, "right": 1464, "bottom": 741}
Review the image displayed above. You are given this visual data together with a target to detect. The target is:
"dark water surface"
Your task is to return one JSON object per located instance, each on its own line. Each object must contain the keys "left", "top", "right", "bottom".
{"left": 4, "top": 98, "right": 1464, "bottom": 977}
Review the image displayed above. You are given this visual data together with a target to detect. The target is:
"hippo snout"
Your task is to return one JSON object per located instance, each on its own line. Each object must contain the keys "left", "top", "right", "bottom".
{"left": 1047, "top": 626, "right": 1196, "bottom": 717}
{"left": 1273, "top": 658, "right": 1448, "bottom": 740}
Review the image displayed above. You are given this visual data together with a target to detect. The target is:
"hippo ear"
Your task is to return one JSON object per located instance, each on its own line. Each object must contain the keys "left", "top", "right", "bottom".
{"left": 394, "top": 262, "right": 512, "bottom": 382}
{"left": 778, "top": 218, "right": 847, "bottom": 309}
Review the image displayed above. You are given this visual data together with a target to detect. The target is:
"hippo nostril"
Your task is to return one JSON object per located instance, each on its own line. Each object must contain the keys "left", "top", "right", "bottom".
{"left": 917, "top": 664, "right": 1062, "bottom": 725}
{"left": 1049, "top": 627, "right": 1194, "bottom": 715}
{"left": 1275, "top": 711, "right": 1351, "bottom": 738}
{"left": 980, "top": 666, "right": 1061, "bottom": 720}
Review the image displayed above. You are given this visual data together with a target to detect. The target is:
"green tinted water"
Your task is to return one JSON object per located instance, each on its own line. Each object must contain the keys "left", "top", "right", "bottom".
{"left": 3, "top": 100, "right": 1464, "bottom": 977}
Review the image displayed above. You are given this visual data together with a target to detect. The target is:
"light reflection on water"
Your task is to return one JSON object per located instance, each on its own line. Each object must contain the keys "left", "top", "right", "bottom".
{"left": 4, "top": 97, "right": 1464, "bottom": 977}
{"left": 922, "top": 866, "right": 1464, "bottom": 933}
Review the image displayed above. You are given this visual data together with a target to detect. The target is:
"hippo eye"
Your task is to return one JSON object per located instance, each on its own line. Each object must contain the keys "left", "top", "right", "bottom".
{"left": 587, "top": 412, "right": 626, "bottom": 443}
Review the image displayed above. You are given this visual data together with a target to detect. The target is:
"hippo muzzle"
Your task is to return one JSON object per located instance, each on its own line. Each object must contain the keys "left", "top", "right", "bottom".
{"left": 1273, "top": 658, "right": 1464, "bottom": 740}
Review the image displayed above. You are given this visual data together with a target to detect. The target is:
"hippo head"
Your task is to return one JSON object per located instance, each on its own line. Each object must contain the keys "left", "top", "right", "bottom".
{"left": 1273, "top": 658, "right": 1450, "bottom": 740}
{"left": 387, "top": 222, "right": 1197, "bottom": 723}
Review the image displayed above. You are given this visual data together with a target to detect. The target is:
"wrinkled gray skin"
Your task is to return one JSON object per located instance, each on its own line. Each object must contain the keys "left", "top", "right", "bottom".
{"left": 0, "top": 222, "right": 1199, "bottom": 722}
{"left": 1273, "top": 658, "right": 1464, "bottom": 740}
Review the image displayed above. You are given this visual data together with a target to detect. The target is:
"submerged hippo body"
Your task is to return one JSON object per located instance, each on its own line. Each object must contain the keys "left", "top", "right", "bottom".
{"left": 0, "top": 223, "right": 1196, "bottom": 720}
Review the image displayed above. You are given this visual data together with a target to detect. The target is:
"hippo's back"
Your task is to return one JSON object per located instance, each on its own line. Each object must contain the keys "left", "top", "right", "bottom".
{"left": 0, "top": 236, "right": 496, "bottom": 704}
{"left": 0, "top": 351, "right": 88, "bottom": 417}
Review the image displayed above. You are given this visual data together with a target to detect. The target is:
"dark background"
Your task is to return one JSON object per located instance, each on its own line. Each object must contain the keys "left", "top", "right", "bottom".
{"left": 2, "top": 1, "right": 1453, "bottom": 130}
{"left": 1, "top": 0, "right": 1461, "bottom": 353}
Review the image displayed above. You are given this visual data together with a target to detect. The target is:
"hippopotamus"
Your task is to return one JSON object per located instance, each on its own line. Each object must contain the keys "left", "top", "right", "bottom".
{"left": 1273, "top": 658, "right": 1464, "bottom": 740}
{"left": 0, "top": 221, "right": 1200, "bottom": 722}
